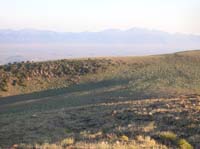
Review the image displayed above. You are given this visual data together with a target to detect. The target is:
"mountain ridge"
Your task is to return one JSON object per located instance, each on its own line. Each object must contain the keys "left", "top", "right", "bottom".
{"left": 0, "top": 27, "right": 200, "bottom": 44}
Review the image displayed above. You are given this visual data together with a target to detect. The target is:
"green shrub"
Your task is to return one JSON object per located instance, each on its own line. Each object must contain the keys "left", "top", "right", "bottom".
{"left": 159, "top": 132, "right": 194, "bottom": 149}
{"left": 160, "top": 131, "right": 177, "bottom": 143}
{"left": 177, "top": 139, "right": 193, "bottom": 149}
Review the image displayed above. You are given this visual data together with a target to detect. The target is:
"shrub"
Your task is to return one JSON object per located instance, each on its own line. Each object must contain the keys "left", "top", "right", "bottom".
{"left": 159, "top": 132, "right": 194, "bottom": 149}
{"left": 120, "top": 135, "right": 129, "bottom": 142}
{"left": 177, "top": 139, "right": 193, "bottom": 149}
{"left": 159, "top": 131, "right": 177, "bottom": 143}
{"left": 60, "top": 137, "right": 75, "bottom": 147}
{"left": 0, "top": 81, "right": 8, "bottom": 92}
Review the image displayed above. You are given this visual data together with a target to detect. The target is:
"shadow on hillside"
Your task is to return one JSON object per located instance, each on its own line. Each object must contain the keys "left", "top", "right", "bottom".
{"left": 0, "top": 78, "right": 129, "bottom": 105}
{"left": 0, "top": 77, "right": 178, "bottom": 115}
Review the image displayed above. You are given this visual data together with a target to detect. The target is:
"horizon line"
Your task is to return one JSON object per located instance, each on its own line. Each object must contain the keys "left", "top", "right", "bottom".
{"left": 0, "top": 27, "right": 199, "bottom": 36}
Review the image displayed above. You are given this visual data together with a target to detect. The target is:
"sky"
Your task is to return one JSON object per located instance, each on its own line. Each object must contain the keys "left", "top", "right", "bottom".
{"left": 0, "top": 0, "right": 199, "bottom": 34}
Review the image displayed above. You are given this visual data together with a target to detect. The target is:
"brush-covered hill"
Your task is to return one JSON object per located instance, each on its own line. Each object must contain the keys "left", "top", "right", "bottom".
{"left": 0, "top": 50, "right": 200, "bottom": 148}
{"left": 1, "top": 50, "right": 200, "bottom": 98}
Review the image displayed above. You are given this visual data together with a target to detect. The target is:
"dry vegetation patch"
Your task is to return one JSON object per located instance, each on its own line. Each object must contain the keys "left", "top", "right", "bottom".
{"left": 0, "top": 95, "right": 199, "bottom": 148}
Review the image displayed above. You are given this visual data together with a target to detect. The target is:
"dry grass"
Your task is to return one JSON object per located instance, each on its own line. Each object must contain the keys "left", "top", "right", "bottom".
{"left": 1, "top": 95, "right": 199, "bottom": 148}
{"left": 159, "top": 131, "right": 177, "bottom": 143}
{"left": 14, "top": 136, "right": 167, "bottom": 149}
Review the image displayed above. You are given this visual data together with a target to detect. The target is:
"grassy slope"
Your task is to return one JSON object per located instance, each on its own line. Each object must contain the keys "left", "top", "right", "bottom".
{"left": 1, "top": 50, "right": 200, "bottom": 98}
{"left": 0, "top": 50, "right": 200, "bottom": 148}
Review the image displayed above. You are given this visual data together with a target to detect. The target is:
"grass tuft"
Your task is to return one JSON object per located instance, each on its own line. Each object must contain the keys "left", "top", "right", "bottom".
{"left": 120, "top": 135, "right": 129, "bottom": 142}
{"left": 159, "top": 131, "right": 177, "bottom": 143}
{"left": 60, "top": 137, "right": 75, "bottom": 147}
{"left": 177, "top": 139, "right": 193, "bottom": 149}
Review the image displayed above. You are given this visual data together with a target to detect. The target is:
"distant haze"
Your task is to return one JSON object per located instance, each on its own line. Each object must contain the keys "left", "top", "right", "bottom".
{"left": 0, "top": 0, "right": 200, "bottom": 35}
{"left": 0, "top": 28, "right": 200, "bottom": 65}
{"left": 0, "top": 0, "right": 199, "bottom": 64}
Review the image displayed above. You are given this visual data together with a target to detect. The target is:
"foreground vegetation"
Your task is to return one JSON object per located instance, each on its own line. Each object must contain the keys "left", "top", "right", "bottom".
{"left": 0, "top": 94, "right": 199, "bottom": 148}
{"left": 0, "top": 50, "right": 200, "bottom": 148}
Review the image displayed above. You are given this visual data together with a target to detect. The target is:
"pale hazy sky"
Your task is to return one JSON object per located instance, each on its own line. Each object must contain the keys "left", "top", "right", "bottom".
{"left": 0, "top": 0, "right": 199, "bottom": 34}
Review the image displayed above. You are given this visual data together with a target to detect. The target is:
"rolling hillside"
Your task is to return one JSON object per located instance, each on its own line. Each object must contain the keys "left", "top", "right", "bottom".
{"left": 1, "top": 50, "right": 200, "bottom": 98}
{"left": 0, "top": 50, "right": 200, "bottom": 148}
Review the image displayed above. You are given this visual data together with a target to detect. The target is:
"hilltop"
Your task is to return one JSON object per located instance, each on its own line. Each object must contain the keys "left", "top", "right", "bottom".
{"left": 1, "top": 50, "right": 200, "bottom": 98}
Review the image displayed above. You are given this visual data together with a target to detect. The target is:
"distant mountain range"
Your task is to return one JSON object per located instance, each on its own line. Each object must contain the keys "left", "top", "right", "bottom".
{"left": 0, "top": 28, "right": 200, "bottom": 44}
{"left": 1, "top": 28, "right": 200, "bottom": 65}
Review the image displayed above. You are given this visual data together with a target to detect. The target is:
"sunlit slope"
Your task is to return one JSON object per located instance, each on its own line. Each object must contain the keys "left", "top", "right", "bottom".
{"left": 1, "top": 50, "right": 200, "bottom": 98}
